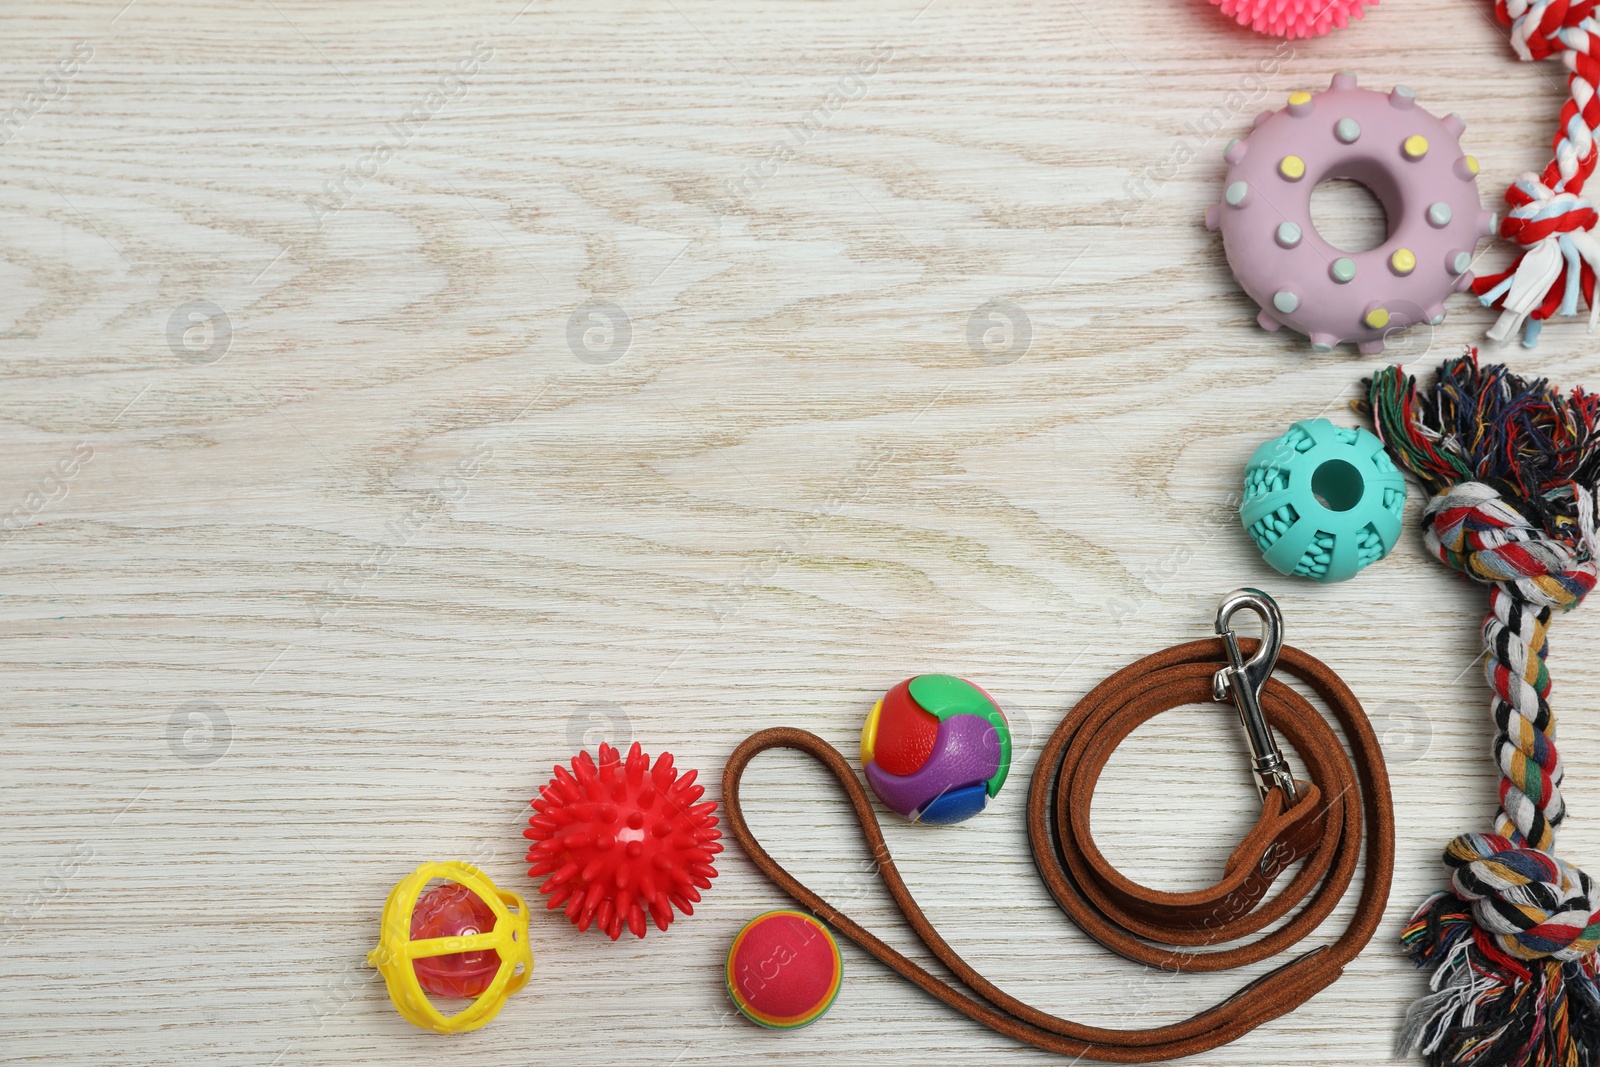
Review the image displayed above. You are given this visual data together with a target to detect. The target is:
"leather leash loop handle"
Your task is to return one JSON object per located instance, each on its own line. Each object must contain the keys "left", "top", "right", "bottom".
{"left": 721, "top": 638, "right": 1394, "bottom": 1062}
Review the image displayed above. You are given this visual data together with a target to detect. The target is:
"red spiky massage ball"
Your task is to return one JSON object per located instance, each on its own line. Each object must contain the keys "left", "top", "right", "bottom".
{"left": 524, "top": 742, "right": 722, "bottom": 941}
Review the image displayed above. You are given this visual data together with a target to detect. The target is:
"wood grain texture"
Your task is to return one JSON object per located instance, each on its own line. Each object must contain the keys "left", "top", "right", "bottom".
{"left": 2, "top": 1, "right": 1599, "bottom": 1063}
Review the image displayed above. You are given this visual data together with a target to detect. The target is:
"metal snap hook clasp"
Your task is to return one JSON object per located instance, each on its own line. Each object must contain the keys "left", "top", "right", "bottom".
{"left": 1212, "top": 588, "right": 1298, "bottom": 806}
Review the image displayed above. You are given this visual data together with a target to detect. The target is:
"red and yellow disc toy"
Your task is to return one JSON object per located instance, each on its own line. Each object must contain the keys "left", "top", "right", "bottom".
{"left": 725, "top": 911, "right": 843, "bottom": 1029}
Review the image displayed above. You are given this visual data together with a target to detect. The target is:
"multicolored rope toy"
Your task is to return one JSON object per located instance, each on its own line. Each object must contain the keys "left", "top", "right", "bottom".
{"left": 1358, "top": 351, "right": 1600, "bottom": 1067}
{"left": 1474, "top": 0, "right": 1600, "bottom": 347}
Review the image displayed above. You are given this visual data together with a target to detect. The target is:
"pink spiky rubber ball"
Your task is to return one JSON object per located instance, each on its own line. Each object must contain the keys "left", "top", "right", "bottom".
{"left": 1209, "top": 0, "right": 1374, "bottom": 38}
{"left": 525, "top": 742, "right": 722, "bottom": 941}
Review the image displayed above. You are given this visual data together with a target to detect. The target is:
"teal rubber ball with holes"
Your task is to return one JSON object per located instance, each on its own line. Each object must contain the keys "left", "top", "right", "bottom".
{"left": 1240, "top": 418, "right": 1407, "bottom": 583}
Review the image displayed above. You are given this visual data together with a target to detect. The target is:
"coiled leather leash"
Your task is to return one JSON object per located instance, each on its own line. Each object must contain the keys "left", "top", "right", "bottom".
{"left": 721, "top": 590, "right": 1394, "bottom": 1061}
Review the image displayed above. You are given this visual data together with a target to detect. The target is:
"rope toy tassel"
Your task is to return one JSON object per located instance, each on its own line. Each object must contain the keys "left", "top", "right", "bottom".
{"left": 1358, "top": 350, "right": 1600, "bottom": 1067}
{"left": 1475, "top": 0, "right": 1600, "bottom": 347}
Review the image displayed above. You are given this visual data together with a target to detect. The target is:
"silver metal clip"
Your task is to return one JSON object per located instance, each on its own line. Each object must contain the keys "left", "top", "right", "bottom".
{"left": 1212, "top": 588, "right": 1298, "bottom": 806}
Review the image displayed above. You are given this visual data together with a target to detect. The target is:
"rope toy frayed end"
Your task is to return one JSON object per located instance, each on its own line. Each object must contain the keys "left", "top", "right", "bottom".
{"left": 1400, "top": 891, "right": 1600, "bottom": 1067}
{"left": 1356, "top": 349, "right": 1600, "bottom": 555}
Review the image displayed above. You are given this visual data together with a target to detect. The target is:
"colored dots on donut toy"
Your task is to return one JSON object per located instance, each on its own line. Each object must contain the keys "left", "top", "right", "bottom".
{"left": 1206, "top": 72, "right": 1489, "bottom": 355}
{"left": 861, "top": 675, "right": 1010, "bottom": 825}
{"left": 725, "top": 911, "right": 842, "bottom": 1029}
{"left": 1364, "top": 306, "right": 1390, "bottom": 329}
{"left": 1241, "top": 417, "right": 1408, "bottom": 582}
{"left": 1273, "top": 290, "right": 1299, "bottom": 314}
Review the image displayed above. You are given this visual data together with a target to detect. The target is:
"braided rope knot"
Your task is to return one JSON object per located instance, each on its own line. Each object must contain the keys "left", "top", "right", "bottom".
{"left": 1446, "top": 832, "right": 1600, "bottom": 961}
{"left": 1424, "top": 481, "right": 1597, "bottom": 610}
{"left": 1501, "top": 0, "right": 1592, "bottom": 61}
{"left": 1501, "top": 183, "right": 1596, "bottom": 250}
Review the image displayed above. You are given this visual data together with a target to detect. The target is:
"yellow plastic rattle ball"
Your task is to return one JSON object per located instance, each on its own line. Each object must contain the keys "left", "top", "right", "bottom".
{"left": 367, "top": 861, "right": 534, "bottom": 1034}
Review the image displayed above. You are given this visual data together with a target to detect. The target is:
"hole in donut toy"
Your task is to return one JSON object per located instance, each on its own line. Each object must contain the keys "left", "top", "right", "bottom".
{"left": 1311, "top": 459, "right": 1364, "bottom": 513}
{"left": 1309, "top": 177, "right": 1389, "bottom": 253}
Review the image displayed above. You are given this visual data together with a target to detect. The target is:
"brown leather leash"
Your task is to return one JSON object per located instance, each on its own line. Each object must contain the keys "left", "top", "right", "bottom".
{"left": 721, "top": 592, "right": 1395, "bottom": 1061}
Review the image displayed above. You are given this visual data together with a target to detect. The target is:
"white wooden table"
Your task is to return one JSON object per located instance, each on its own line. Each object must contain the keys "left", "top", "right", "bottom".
{"left": 3, "top": 1, "right": 1598, "bottom": 1063}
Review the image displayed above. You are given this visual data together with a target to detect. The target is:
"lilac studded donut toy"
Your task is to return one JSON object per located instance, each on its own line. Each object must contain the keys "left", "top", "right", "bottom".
{"left": 1205, "top": 73, "right": 1496, "bottom": 355}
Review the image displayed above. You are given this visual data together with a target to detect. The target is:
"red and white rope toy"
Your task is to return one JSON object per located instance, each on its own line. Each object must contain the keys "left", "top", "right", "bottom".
{"left": 1475, "top": 0, "right": 1600, "bottom": 346}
